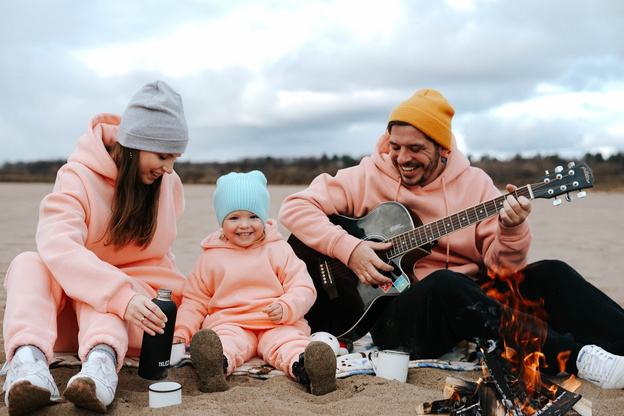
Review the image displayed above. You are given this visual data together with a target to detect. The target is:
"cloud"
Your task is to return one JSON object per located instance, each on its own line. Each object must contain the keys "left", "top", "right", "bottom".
{"left": 1, "top": 0, "right": 622, "bottom": 163}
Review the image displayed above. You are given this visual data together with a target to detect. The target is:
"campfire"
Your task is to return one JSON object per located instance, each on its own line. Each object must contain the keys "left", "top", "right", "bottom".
{"left": 416, "top": 352, "right": 592, "bottom": 415}
{"left": 417, "top": 269, "right": 593, "bottom": 415}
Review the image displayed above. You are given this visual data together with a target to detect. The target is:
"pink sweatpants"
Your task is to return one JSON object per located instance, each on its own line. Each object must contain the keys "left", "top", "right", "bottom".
{"left": 3, "top": 252, "right": 156, "bottom": 371}
{"left": 210, "top": 321, "right": 311, "bottom": 379}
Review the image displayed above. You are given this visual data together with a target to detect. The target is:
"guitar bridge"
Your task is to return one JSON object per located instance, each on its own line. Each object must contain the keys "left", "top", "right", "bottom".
{"left": 319, "top": 261, "right": 338, "bottom": 300}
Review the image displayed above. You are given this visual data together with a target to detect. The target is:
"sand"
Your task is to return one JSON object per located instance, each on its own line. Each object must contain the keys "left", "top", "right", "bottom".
{"left": 1, "top": 182, "right": 623, "bottom": 415}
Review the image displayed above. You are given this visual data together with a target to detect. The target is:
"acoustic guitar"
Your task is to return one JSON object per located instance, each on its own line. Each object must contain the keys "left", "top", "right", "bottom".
{"left": 288, "top": 162, "right": 594, "bottom": 341}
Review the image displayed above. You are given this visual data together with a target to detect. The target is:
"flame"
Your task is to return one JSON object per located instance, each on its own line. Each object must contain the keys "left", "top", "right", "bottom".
{"left": 482, "top": 267, "right": 568, "bottom": 412}
{"left": 435, "top": 269, "right": 583, "bottom": 414}
{"left": 557, "top": 350, "right": 572, "bottom": 374}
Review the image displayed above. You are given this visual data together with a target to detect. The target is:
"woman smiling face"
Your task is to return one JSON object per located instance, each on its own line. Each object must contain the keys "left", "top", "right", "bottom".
{"left": 137, "top": 151, "right": 181, "bottom": 185}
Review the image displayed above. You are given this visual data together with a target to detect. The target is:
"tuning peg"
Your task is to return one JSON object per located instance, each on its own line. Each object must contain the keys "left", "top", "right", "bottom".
{"left": 567, "top": 162, "right": 576, "bottom": 168}
{"left": 544, "top": 170, "right": 550, "bottom": 175}
{"left": 553, "top": 198, "right": 562, "bottom": 206}
{"left": 578, "top": 190, "right": 587, "bottom": 198}
{"left": 565, "top": 194, "right": 573, "bottom": 202}
{"left": 554, "top": 166, "right": 563, "bottom": 173}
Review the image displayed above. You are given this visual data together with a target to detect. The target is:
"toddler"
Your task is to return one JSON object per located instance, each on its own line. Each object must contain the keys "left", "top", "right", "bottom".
{"left": 173, "top": 171, "right": 336, "bottom": 395}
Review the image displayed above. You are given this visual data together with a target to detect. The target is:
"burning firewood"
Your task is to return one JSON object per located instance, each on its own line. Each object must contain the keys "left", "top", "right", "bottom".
{"left": 416, "top": 349, "right": 593, "bottom": 416}
{"left": 416, "top": 377, "right": 505, "bottom": 415}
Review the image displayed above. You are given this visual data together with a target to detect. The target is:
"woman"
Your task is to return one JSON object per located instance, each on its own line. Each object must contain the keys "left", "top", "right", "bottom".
{"left": 2, "top": 80, "right": 189, "bottom": 414}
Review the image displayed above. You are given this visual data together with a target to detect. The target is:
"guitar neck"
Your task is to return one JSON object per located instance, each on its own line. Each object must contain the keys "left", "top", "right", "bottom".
{"left": 386, "top": 185, "right": 533, "bottom": 259}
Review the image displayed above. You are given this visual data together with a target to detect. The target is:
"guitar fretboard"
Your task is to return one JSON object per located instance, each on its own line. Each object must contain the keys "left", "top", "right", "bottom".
{"left": 385, "top": 185, "right": 533, "bottom": 259}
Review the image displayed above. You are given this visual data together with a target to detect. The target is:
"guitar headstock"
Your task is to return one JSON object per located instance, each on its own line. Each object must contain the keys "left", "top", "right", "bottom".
{"left": 531, "top": 162, "right": 594, "bottom": 203}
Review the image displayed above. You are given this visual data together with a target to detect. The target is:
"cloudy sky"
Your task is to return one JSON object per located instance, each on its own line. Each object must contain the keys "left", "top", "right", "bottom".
{"left": 1, "top": 0, "right": 622, "bottom": 164}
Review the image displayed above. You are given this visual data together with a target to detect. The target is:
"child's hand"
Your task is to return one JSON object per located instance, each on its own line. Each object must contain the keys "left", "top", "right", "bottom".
{"left": 265, "top": 303, "right": 283, "bottom": 323}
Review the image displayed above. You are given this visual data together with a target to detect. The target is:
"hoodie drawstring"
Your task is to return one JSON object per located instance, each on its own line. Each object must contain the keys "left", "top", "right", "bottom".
{"left": 441, "top": 176, "right": 450, "bottom": 269}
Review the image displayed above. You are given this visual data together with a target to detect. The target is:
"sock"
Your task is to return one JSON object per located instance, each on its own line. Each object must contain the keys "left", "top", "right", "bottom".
{"left": 15, "top": 345, "right": 46, "bottom": 363}
{"left": 88, "top": 344, "right": 118, "bottom": 368}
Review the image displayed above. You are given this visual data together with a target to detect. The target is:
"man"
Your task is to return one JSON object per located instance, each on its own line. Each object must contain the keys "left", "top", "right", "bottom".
{"left": 279, "top": 89, "right": 624, "bottom": 389}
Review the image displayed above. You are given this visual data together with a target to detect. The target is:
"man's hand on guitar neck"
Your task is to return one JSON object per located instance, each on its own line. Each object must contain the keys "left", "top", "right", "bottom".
{"left": 348, "top": 240, "right": 394, "bottom": 286}
{"left": 499, "top": 184, "right": 532, "bottom": 228}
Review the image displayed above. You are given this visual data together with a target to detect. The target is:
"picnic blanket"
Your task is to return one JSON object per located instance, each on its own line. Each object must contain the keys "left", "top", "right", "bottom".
{"left": 1, "top": 334, "right": 481, "bottom": 379}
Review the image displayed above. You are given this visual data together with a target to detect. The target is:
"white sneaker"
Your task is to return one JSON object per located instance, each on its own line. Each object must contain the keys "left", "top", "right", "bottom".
{"left": 63, "top": 351, "right": 118, "bottom": 412}
{"left": 3, "top": 346, "right": 60, "bottom": 415}
{"left": 576, "top": 345, "right": 624, "bottom": 389}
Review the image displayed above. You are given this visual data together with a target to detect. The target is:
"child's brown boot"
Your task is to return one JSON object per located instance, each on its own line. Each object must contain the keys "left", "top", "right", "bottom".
{"left": 292, "top": 341, "right": 337, "bottom": 396}
{"left": 190, "top": 329, "right": 229, "bottom": 393}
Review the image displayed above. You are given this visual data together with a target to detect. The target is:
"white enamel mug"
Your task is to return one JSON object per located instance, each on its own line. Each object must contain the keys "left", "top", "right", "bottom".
{"left": 368, "top": 349, "right": 410, "bottom": 382}
{"left": 149, "top": 381, "right": 182, "bottom": 408}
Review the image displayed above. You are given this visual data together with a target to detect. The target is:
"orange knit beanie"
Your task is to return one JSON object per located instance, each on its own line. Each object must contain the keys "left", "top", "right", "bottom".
{"left": 388, "top": 89, "right": 454, "bottom": 150}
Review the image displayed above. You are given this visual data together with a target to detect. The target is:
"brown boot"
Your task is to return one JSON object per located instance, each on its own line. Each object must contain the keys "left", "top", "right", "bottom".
{"left": 292, "top": 341, "right": 337, "bottom": 396}
{"left": 190, "top": 329, "right": 229, "bottom": 393}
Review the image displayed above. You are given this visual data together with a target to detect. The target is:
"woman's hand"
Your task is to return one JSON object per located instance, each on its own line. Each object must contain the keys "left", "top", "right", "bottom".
{"left": 124, "top": 294, "right": 167, "bottom": 336}
{"left": 172, "top": 336, "right": 185, "bottom": 344}
{"left": 265, "top": 303, "right": 283, "bottom": 323}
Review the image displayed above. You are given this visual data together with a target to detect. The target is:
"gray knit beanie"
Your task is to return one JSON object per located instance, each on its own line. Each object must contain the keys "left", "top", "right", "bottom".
{"left": 116, "top": 80, "right": 189, "bottom": 154}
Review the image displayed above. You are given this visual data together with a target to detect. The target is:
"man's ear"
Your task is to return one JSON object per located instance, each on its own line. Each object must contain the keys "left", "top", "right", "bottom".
{"left": 440, "top": 147, "right": 451, "bottom": 160}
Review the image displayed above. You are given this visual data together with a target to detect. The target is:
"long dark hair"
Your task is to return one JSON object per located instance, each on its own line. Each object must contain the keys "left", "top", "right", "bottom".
{"left": 106, "top": 142, "right": 162, "bottom": 250}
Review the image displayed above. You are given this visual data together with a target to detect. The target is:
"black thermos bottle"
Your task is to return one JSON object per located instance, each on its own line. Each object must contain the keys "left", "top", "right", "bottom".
{"left": 138, "top": 288, "right": 177, "bottom": 380}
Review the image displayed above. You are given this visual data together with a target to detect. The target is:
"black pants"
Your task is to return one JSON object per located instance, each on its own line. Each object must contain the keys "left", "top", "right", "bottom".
{"left": 370, "top": 260, "right": 624, "bottom": 375}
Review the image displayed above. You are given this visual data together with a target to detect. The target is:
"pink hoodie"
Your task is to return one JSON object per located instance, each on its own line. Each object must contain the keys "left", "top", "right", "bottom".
{"left": 174, "top": 219, "right": 316, "bottom": 344}
{"left": 279, "top": 132, "right": 532, "bottom": 280}
{"left": 35, "top": 113, "right": 186, "bottom": 319}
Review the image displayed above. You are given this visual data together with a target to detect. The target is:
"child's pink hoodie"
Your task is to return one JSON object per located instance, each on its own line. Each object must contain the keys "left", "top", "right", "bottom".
{"left": 174, "top": 219, "right": 316, "bottom": 345}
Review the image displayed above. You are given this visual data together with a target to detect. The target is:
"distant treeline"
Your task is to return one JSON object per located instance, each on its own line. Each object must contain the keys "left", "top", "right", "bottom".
{"left": 1, "top": 152, "right": 623, "bottom": 191}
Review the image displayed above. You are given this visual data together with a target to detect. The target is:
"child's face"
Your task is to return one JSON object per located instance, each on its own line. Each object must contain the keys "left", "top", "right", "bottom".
{"left": 221, "top": 210, "right": 264, "bottom": 248}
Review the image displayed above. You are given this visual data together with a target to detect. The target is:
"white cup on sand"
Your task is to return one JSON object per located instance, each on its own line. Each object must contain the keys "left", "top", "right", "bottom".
{"left": 149, "top": 381, "right": 182, "bottom": 408}
{"left": 368, "top": 350, "right": 410, "bottom": 382}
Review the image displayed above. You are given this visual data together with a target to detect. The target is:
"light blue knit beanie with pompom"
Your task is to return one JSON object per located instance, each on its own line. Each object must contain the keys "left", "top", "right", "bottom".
{"left": 213, "top": 170, "right": 270, "bottom": 226}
